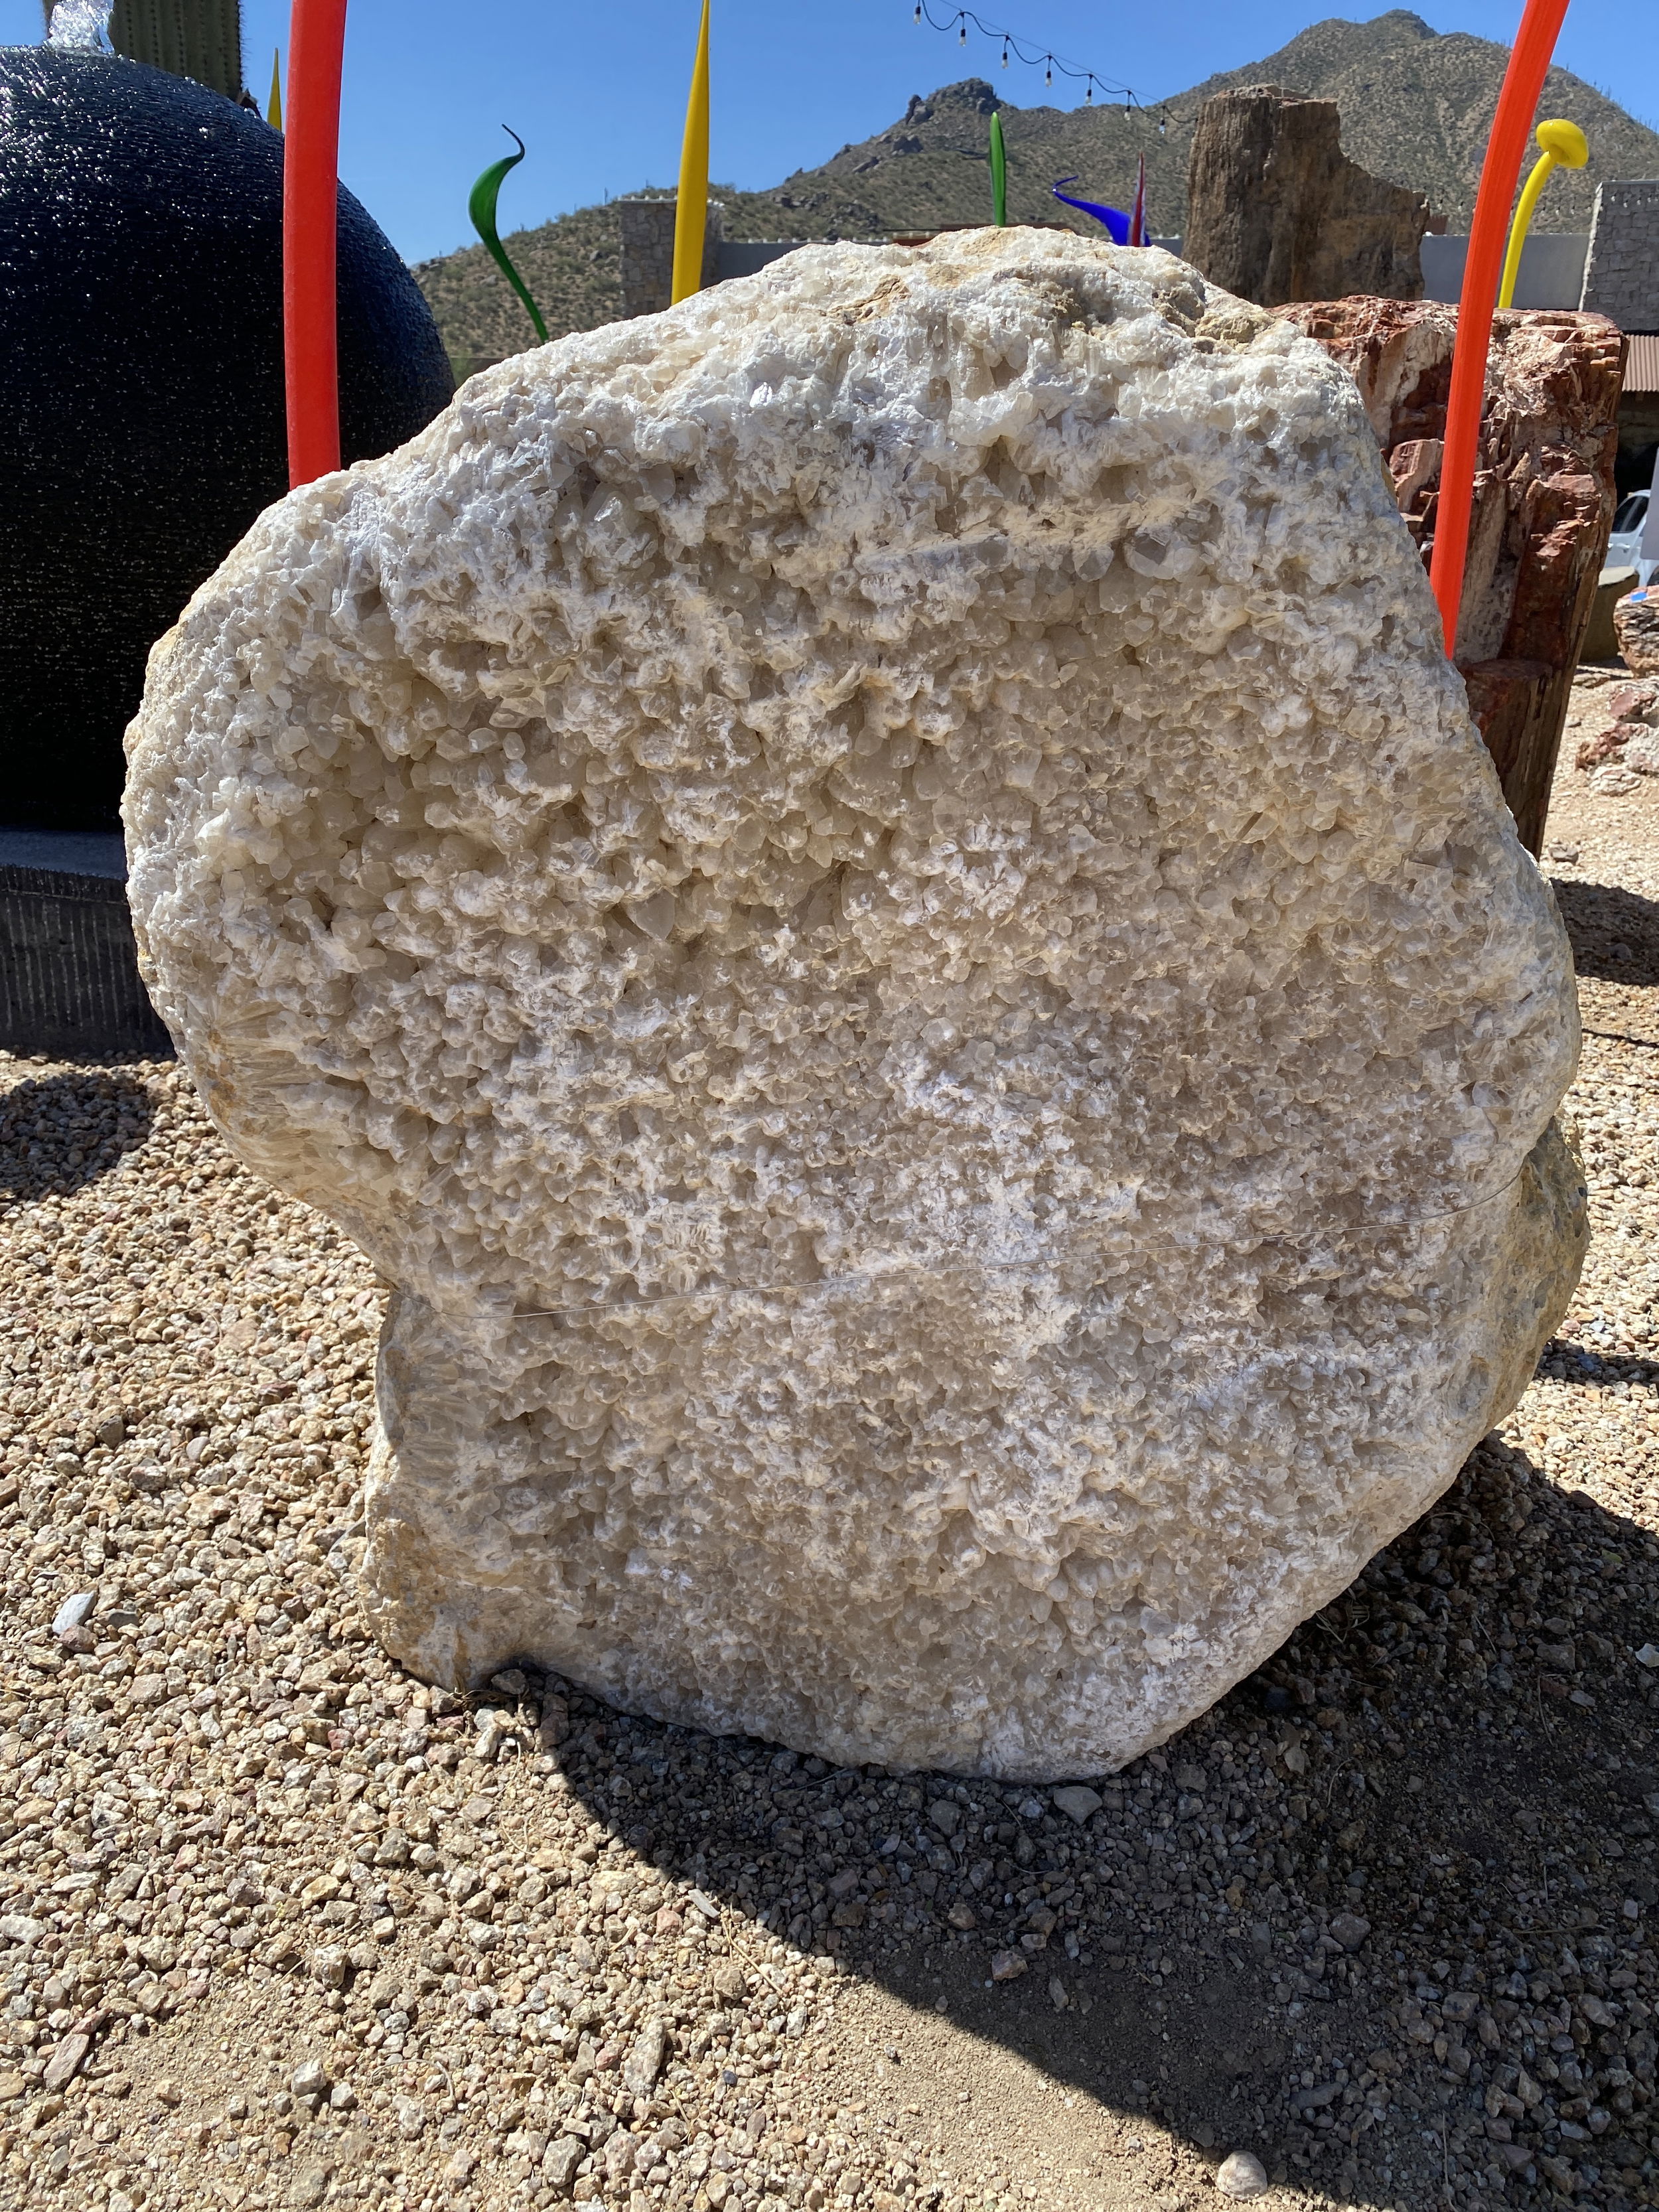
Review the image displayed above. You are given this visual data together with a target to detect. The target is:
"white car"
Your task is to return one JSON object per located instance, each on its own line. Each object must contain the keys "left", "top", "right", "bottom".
{"left": 1609, "top": 488, "right": 1654, "bottom": 584}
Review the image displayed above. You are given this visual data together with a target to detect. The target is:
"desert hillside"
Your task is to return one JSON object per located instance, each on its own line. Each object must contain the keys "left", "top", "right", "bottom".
{"left": 415, "top": 9, "right": 1659, "bottom": 364}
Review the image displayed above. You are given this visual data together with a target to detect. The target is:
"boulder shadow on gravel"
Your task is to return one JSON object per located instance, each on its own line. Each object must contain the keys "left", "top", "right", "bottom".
{"left": 1553, "top": 880, "right": 1659, "bottom": 987}
{"left": 0, "top": 1067, "right": 155, "bottom": 1204}
{"left": 1540, "top": 1339, "right": 1659, "bottom": 1395}
{"left": 545, "top": 1434, "right": 1659, "bottom": 2212}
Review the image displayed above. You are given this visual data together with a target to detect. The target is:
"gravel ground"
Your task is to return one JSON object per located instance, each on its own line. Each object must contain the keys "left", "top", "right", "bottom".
{"left": 1, "top": 687, "right": 1656, "bottom": 2212}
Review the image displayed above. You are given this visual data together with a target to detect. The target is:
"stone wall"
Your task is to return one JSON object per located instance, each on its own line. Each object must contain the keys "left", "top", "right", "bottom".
{"left": 1581, "top": 181, "right": 1659, "bottom": 333}
{"left": 1283, "top": 299, "right": 1624, "bottom": 853}
{"left": 1186, "top": 86, "right": 1429, "bottom": 309}
{"left": 618, "top": 198, "right": 725, "bottom": 319}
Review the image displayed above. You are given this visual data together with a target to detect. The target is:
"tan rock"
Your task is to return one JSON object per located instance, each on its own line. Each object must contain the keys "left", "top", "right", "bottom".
{"left": 40, "top": 2029, "right": 90, "bottom": 2089}
{"left": 126, "top": 228, "right": 1584, "bottom": 1778}
{"left": 1615, "top": 588, "right": 1659, "bottom": 679}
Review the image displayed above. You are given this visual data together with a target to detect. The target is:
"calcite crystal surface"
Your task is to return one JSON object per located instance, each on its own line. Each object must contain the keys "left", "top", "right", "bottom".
{"left": 126, "top": 230, "right": 1585, "bottom": 1779}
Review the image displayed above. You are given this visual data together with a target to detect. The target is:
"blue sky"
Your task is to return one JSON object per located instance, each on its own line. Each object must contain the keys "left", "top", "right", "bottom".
{"left": 1, "top": 2, "right": 1648, "bottom": 263}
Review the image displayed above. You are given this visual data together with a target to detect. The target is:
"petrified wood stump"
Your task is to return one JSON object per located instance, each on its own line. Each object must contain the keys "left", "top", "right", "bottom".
{"left": 1185, "top": 86, "right": 1431, "bottom": 310}
{"left": 1282, "top": 298, "right": 1625, "bottom": 855}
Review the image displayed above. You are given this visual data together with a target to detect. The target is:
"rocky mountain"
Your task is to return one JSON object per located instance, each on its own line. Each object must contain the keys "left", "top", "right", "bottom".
{"left": 1181, "top": 9, "right": 1659, "bottom": 229}
{"left": 415, "top": 9, "right": 1659, "bottom": 366}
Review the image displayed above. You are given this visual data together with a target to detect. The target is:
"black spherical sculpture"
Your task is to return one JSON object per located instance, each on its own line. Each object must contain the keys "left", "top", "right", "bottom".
{"left": 0, "top": 47, "right": 455, "bottom": 830}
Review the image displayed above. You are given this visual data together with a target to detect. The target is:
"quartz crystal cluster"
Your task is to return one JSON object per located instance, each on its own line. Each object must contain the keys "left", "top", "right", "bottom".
{"left": 125, "top": 230, "right": 1585, "bottom": 1777}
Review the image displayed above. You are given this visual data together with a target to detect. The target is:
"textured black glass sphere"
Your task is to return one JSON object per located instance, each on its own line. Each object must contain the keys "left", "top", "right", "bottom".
{"left": 0, "top": 48, "right": 455, "bottom": 829}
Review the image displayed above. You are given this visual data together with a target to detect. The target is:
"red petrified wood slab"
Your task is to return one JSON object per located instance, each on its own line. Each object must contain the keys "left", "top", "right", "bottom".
{"left": 1281, "top": 299, "right": 1625, "bottom": 856}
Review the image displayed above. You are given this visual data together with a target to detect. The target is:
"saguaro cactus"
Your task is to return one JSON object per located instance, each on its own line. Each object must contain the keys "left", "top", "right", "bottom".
{"left": 40, "top": 0, "right": 245, "bottom": 99}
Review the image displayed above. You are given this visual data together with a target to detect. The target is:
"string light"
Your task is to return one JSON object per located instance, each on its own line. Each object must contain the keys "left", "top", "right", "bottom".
{"left": 911, "top": 5, "right": 1172, "bottom": 137}
{"left": 915, "top": 3, "right": 1135, "bottom": 112}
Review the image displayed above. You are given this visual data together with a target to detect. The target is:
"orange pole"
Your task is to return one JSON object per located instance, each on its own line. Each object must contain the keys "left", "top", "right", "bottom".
{"left": 283, "top": 0, "right": 348, "bottom": 487}
{"left": 1429, "top": 0, "right": 1570, "bottom": 657}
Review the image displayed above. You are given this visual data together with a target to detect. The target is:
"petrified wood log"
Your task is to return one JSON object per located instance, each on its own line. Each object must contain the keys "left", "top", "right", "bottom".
{"left": 1282, "top": 298, "right": 1625, "bottom": 854}
{"left": 1185, "top": 86, "right": 1430, "bottom": 309}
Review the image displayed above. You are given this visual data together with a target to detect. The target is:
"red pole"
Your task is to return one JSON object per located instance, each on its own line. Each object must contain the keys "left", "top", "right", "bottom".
{"left": 1429, "top": 0, "right": 1570, "bottom": 657}
{"left": 283, "top": 0, "right": 349, "bottom": 488}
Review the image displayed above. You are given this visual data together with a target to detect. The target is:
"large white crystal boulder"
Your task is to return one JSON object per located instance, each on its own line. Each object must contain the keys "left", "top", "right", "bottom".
{"left": 125, "top": 230, "right": 1585, "bottom": 1778}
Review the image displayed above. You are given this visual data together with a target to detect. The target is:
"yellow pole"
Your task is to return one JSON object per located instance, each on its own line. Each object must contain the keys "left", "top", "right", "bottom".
{"left": 1498, "top": 117, "right": 1587, "bottom": 308}
{"left": 671, "top": 0, "right": 711, "bottom": 305}
{"left": 267, "top": 46, "right": 283, "bottom": 131}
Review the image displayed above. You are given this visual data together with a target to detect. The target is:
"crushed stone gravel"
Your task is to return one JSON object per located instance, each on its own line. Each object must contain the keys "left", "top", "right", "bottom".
{"left": 0, "top": 714, "right": 1654, "bottom": 2212}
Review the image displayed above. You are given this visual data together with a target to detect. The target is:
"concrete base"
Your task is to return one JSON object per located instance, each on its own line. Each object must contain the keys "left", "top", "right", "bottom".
{"left": 0, "top": 830, "right": 172, "bottom": 1059}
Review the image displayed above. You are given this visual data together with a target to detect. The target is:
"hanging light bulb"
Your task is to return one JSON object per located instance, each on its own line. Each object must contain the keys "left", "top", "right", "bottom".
{"left": 959, "top": 17, "right": 968, "bottom": 44}
{"left": 1045, "top": 58, "right": 1052, "bottom": 85}
{"left": 1001, "top": 40, "right": 1009, "bottom": 67}
{"left": 1158, "top": 113, "right": 1167, "bottom": 136}
{"left": 913, "top": 3, "right": 921, "bottom": 20}
{"left": 1084, "top": 81, "right": 1092, "bottom": 102}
